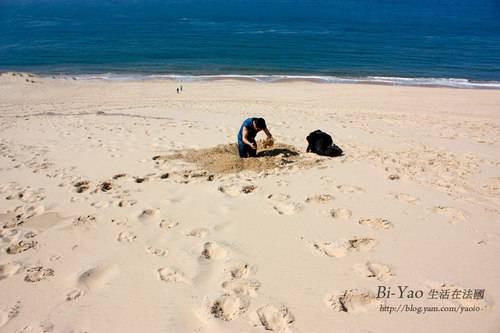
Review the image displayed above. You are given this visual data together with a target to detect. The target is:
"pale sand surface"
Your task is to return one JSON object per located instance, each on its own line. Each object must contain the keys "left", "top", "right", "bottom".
{"left": 0, "top": 72, "right": 499, "bottom": 332}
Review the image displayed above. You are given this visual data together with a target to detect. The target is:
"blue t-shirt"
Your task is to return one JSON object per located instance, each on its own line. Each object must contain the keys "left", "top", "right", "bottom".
{"left": 237, "top": 118, "right": 257, "bottom": 145}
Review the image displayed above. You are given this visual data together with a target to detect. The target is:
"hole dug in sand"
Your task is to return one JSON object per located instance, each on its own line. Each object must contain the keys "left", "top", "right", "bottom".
{"left": 154, "top": 142, "right": 319, "bottom": 175}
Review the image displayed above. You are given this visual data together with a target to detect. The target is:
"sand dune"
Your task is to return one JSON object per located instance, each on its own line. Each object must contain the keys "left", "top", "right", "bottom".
{"left": 0, "top": 73, "right": 499, "bottom": 332}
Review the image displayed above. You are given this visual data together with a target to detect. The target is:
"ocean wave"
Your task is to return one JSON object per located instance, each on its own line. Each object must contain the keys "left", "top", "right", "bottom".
{"left": 57, "top": 73, "right": 500, "bottom": 89}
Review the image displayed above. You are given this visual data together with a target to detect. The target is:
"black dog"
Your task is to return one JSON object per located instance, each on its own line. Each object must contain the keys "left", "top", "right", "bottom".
{"left": 306, "top": 130, "right": 343, "bottom": 157}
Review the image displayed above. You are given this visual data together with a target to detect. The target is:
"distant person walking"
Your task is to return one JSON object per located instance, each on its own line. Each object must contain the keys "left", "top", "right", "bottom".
{"left": 237, "top": 117, "right": 273, "bottom": 158}
{"left": 176, "top": 87, "right": 179, "bottom": 94}
{"left": 180, "top": 85, "right": 183, "bottom": 92}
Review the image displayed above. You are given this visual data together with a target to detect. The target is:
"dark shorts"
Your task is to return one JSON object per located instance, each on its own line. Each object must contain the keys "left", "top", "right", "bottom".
{"left": 238, "top": 142, "right": 256, "bottom": 158}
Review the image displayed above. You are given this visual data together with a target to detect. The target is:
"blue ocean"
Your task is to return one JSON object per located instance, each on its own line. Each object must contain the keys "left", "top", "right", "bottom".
{"left": 1, "top": 0, "right": 499, "bottom": 87}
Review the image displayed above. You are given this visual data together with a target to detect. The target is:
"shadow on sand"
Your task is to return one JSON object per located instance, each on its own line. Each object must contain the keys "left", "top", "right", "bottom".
{"left": 257, "top": 148, "right": 300, "bottom": 158}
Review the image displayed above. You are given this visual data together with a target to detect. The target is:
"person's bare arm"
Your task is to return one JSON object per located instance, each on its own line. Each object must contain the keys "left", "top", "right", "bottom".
{"left": 263, "top": 127, "right": 272, "bottom": 139}
{"left": 242, "top": 127, "right": 257, "bottom": 149}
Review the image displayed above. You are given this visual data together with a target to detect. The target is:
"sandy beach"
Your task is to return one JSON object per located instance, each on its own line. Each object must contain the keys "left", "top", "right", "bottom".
{"left": 0, "top": 72, "right": 499, "bottom": 333}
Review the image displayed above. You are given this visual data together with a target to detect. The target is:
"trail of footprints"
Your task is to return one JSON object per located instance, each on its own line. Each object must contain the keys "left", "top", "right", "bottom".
{"left": 46, "top": 191, "right": 296, "bottom": 332}
{"left": 0, "top": 192, "right": 394, "bottom": 328}
{"left": 0, "top": 146, "right": 479, "bottom": 330}
{"left": 154, "top": 239, "right": 295, "bottom": 332}
{"left": 310, "top": 186, "right": 471, "bottom": 314}
{"left": 310, "top": 237, "right": 379, "bottom": 258}
{"left": 303, "top": 186, "right": 395, "bottom": 314}
{"left": 205, "top": 258, "right": 294, "bottom": 333}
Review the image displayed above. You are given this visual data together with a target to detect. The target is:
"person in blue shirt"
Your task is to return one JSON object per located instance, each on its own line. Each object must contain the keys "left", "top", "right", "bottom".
{"left": 237, "top": 117, "right": 273, "bottom": 158}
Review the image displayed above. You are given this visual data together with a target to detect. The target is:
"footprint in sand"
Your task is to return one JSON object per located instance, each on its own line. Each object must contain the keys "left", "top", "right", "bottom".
{"left": 185, "top": 228, "right": 209, "bottom": 238}
{"left": 354, "top": 262, "right": 394, "bottom": 281}
{"left": 180, "top": 170, "right": 209, "bottom": 182}
{"left": 267, "top": 193, "right": 290, "bottom": 201}
{"left": 77, "top": 264, "right": 118, "bottom": 291}
{"left": 49, "top": 254, "right": 62, "bottom": 261}
{"left": 133, "top": 175, "right": 147, "bottom": 184}
{"left": 139, "top": 208, "right": 159, "bottom": 219}
{"left": 254, "top": 304, "right": 295, "bottom": 333}
{"left": 272, "top": 202, "right": 303, "bottom": 215}
{"left": 221, "top": 279, "right": 261, "bottom": 297}
{"left": 24, "top": 266, "right": 54, "bottom": 282}
{"left": 159, "top": 219, "right": 179, "bottom": 229}
{"left": 117, "top": 231, "right": 137, "bottom": 242}
{"left": 310, "top": 237, "right": 378, "bottom": 258}
{"left": 159, "top": 172, "right": 170, "bottom": 180}
{"left": 0, "top": 228, "right": 18, "bottom": 241}
{"left": 305, "top": 194, "right": 333, "bottom": 203}
{"left": 110, "top": 217, "right": 130, "bottom": 227}
{"left": 146, "top": 246, "right": 168, "bottom": 257}
{"left": 112, "top": 173, "right": 127, "bottom": 180}
{"left": 267, "top": 193, "right": 303, "bottom": 215}
{"left": 99, "top": 181, "right": 113, "bottom": 192}
{"left": 0, "top": 262, "right": 23, "bottom": 280}
{"left": 336, "top": 185, "right": 365, "bottom": 194}
{"left": 389, "top": 192, "right": 420, "bottom": 204}
{"left": 241, "top": 185, "right": 257, "bottom": 194}
{"left": 358, "top": 218, "right": 393, "bottom": 230}
{"left": 330, "top": 208, "right": 352, "bottom": 219}
{"left": 6, "top": 187, "right": 45, "bottom": 203}
{"left": 73, "top": 215, "right": 96, "bottom": 227}
{"left": 201, "top": 242, "right": 227, "bottom": 260}
{"left": 0, "top": 301, "right": 20, "bottom": 328}
{"left": 1, "top": 214, "right": 23, "bottom": 229}
{"left": 158, "top": 267, "right": 188, "bottom": 283}
{"left": 66, "top": 289, "right": 84, "bottom": 301}
{"left": 325, "top": 289, "right": 380, "bottom": 313}
{"left": 387, "top": 174, "right": 400, "bottom": 180}
{"left": 481, "top": 177, "right": 500, "bottom": 196}
{"left": 24, "top": 204, "right": 46, "bottom": 218}
{"left": 117, "top": 199, "right": 137, "bottom": 208}
{"left": 6, "top": 240, "right": 38, "bottom": 255}
{"left": 74, "top": 180, "right": 91, "bottom": 193}
{"left": 24, "top": 230, "right": 37, "bottom": 239}
{"left": 218, "top": 184, "right": 245, "bottom": 197}
{"left": 432, "top": 206, "right": 466, "bottom": 222}
{"left": 226, "top": 263, "right": 255, "bottom": 279}
{"left": 208, "top": 294, "right": 249, "bottom": 321}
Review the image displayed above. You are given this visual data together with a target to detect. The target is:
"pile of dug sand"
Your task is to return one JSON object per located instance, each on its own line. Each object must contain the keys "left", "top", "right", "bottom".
{"left": 155, "top": 141, "right": 314, "bottom": 174}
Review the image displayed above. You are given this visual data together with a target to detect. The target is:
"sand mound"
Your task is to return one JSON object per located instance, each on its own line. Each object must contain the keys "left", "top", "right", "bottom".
{"left": 154, "top": 142, "right": 312, "bottom": 174}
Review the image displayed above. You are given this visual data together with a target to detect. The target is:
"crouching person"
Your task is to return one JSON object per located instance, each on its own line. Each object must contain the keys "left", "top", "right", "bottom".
{"left": 237, "top": 117, "right": 273, "bottom": 158}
